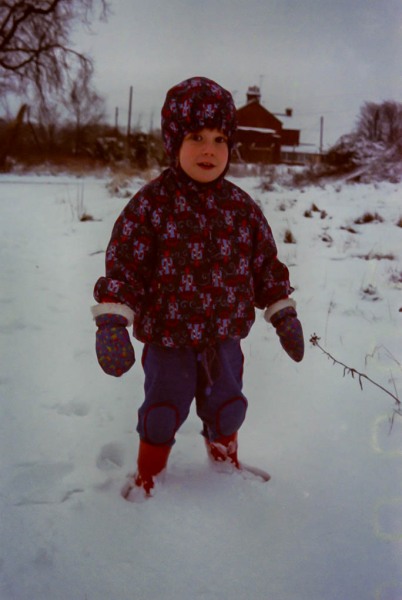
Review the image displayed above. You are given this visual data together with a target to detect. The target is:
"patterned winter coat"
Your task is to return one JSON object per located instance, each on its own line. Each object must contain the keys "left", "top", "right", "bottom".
{"left": 93, "top": 166, "right": 293, "bottom": 348}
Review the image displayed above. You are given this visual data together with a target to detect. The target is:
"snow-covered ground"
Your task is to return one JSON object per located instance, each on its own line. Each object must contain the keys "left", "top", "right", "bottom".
{"left": 0, "top": 171, "right": 401, "bottom": 600}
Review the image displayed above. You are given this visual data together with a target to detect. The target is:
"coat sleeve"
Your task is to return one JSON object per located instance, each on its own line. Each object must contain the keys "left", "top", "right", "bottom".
{"left": 251, "top": 205, "right": 294, "bottom": 309}
{"left": 93, "top": 189, "right": 155, "bottom": 312}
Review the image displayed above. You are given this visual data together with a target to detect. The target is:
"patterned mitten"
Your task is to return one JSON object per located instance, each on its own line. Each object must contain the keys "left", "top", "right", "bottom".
{"left": 271, "top": 307, "right": 304, "bottom": 362}
{"left": 95, "top": 314, "right": 135, "bottom": 376}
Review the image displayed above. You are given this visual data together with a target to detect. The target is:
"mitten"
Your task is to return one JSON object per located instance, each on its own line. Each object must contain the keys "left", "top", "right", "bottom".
{"left": 95, "top": 314, "right": 135, "bottom": 376}
{"left": 270, "top": 307, "right": 304, "bottom": 362}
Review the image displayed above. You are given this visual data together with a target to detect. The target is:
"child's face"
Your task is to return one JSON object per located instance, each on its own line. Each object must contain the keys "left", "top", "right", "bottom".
{"left": 178, "top": 128, "right": 229, "bottom": 183}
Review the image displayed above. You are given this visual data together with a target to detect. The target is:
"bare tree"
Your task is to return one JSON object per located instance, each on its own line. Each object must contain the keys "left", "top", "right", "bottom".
{"left": 0, "top": 0, "right": 109, "bottom": 105}
{"left": 0, "top": 0, "right": 109, "bottom": 167}
{"left": 355, "top": 100, "right": 402, "bottom": 145}
{"left": 355, "top": 102, "right": 380, "bottom": 142}
{"left": 63, "top": 65, "right": 105, "bottom": 153}
{"left": 380, "top": 100, "right": 402, "bottom": 145}
{"left": 34, "top": 98, "right": 63, "bottom": 153}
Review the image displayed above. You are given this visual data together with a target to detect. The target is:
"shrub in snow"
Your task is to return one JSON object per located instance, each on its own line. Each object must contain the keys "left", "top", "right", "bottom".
{"left": 354, "top": 212, "right": 384, "bottom": 224}
{"left": 106, "top": 175, "right": 134, "bottom": 198}
{"left": 283, "top": 229, "right": 296, "bottom": 244}
{"left": 304, "top": 204, "right": 327, "bottom": 220}
{"left": 388, "top": 269, "right": 402, "bottom": 286}
{"left": 320, "top": 231, "right": 333, "bottom": 245}
{"left": 79, "top": 212, "right": 95, "bottom": 222}
{"left": 356, "top": 251, "right": 395, "bottom": 261}
{"left": 360, "top": 284, "right": 382, "bottom": 301}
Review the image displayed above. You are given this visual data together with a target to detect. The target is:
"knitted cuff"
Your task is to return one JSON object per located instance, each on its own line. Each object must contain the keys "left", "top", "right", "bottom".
{"left": 91, "top": 303, "right": 135, "bottom": 326}
{"left": 95, "top": 314, "right": 129, "bottom": 327}
{"left": 270, "top": 306, "right": 297, "bottom": 327}
{"left": 264, "top": 298, "right": 296, "bottom": 324}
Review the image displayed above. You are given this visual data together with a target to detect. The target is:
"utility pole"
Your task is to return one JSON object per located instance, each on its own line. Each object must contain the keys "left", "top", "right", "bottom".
{"left": 127, "top": 86, "right": 133, "bottom": 158}
{"left": 114, "top": 107, "right": 119, "bottom": 134}
{"left": 319, "top": 116, "right": 324, "bottom": 154}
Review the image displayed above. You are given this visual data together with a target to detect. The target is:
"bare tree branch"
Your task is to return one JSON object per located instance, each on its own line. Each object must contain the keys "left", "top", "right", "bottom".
{"left": 0, "top": 0, "right": 109, "bottom": 104}
{"left": 309, "top": 334, "right": 401, "bottom": 423}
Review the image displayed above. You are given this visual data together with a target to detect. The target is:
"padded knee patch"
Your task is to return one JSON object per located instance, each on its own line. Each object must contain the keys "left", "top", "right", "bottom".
{"left": 142, "top": 403, "right": 180, "bottom": 445}
{"left": 216, "top": 396, "right": 248, "bottom": 437}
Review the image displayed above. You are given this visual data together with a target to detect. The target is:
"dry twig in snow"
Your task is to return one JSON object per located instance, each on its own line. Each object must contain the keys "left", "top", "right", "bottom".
{"left": 310, "top": 334, "right": 401, "bottom": 425}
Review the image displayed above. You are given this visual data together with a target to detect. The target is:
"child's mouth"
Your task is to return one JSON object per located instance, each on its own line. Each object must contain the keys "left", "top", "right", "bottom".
{"left": 197, "top": 162, "right": 215, "bottom": 170}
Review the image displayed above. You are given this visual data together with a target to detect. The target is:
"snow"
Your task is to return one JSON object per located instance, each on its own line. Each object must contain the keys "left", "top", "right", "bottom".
{"left": 0, "top": 171, "right": 401, "bottom": 600}
{"left": 237, "top": 125, "right": 277, "bottom": 134}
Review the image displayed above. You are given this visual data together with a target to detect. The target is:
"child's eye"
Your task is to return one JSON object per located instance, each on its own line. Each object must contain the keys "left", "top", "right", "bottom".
{"left": 189, "top": 133, "right": 202, "bottom": 142}
{"left": 215, "top": 136, "right": 228, "bottom": 144}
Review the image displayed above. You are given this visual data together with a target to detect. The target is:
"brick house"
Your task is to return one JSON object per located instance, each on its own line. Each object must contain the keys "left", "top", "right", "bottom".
{"left": 235, "top": 86, "right": 300, "bottom": 164}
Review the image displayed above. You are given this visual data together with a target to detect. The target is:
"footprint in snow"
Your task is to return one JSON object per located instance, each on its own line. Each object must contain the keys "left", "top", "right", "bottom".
{"left": 373, "top": 498, "right": 402, "bottom": 542}
{"left": 372, "top": 415, "right": 402, "bottom": 456}
{"left": 9, "top": 462, "right": 83, "bottom": 506}
{"left": 96, "top": 442, "right": 126, "bottom": 471}
{"left": 46, "top": 399, "right": 90, "bottom": 417}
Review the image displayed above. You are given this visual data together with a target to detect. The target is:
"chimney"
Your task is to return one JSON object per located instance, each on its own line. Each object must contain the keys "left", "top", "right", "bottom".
{"left": 246, "top": 85, "right": 261, "bottom": 104}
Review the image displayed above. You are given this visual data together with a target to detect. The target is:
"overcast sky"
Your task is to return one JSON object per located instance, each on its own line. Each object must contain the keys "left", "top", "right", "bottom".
{"left": 75, "top": 0, "right": 402, "bottom": 149}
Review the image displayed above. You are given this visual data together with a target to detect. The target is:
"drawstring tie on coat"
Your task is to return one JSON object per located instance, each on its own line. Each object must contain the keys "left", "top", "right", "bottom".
{"left": 197, "top": 346, "right": 220, "bottom": 395}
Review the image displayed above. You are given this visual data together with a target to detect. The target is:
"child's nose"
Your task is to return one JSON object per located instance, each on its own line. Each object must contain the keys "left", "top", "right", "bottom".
{"left": 202, "top": 141, "right": 214, "bottom": 154}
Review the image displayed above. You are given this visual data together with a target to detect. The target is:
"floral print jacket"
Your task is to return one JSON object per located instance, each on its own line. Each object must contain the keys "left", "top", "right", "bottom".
{"left": 93, "top": 167, "right": 294, "bottom": 348}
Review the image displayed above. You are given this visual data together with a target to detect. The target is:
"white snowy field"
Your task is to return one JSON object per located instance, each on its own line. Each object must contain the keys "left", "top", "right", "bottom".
{"left": 0, "top": 170, "right": 401, "bottom": 600}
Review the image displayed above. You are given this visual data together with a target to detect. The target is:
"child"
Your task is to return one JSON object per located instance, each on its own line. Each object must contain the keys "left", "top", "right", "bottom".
{"left": 92, "top": 76, "right": 304, "bottom": 499}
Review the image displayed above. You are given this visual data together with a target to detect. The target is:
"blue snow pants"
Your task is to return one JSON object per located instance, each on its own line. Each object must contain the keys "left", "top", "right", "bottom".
{"left": 137, "top": 338, "right": 248, "bottom": 446}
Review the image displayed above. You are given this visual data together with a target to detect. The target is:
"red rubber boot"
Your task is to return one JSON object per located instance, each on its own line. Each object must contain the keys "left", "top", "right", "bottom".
{"left": 205, "top": 432, "right": 271, "bottom": 482}
{"left": 205, "top": 432, "right": 240, "bottom": 469}
{"left": 122, "top": 440, "right": 171, "bottom": 500}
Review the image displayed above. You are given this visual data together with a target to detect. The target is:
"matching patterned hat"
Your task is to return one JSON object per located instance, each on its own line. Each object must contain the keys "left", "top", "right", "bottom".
{"left": 161, "top": 76, "right": 238, "bottom": 163}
